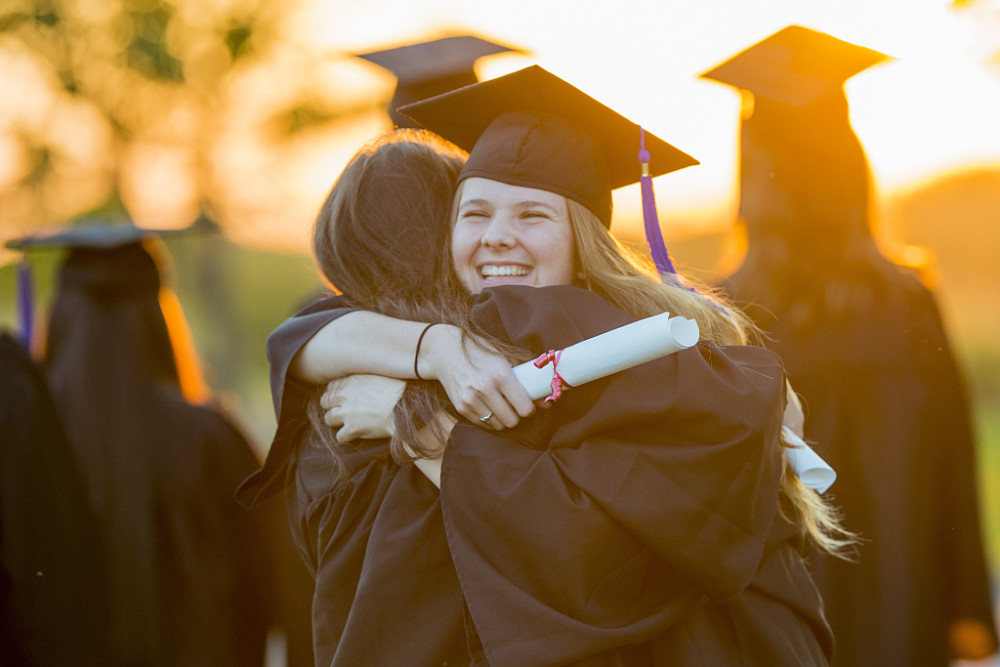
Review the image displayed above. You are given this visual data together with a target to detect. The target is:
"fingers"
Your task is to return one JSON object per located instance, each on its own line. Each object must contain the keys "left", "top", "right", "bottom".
{"left": 323, "top": 406, "right": 342, "bottom": 429}
{"left": 320, "top": 379, "right": 342, "bottom": 410}
{"left": 323, "top": 407, "right": 362, "bottom": 443}
{"left": 323, "top": 406, "right": 349, "bottom": 443}
{"left": 497, "top": 373, "right": 536, "bottom": 418}
{"left": 450, "top": 381, "right": 533, "bottom": 431}
{"left": 427, "top": 332, "right": 541, "bottom": 431}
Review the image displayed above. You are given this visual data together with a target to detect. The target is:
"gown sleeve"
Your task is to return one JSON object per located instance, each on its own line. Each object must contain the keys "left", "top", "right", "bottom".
{"left": 237, "top": 295, "right": 359, "bottom": 507}
{"left": 438, "top": 285, "right": 789, "bottom": 666}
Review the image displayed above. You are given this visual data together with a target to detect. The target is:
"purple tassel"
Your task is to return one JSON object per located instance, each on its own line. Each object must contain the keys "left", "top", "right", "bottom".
{"left": 17, "top": 258, "right": 33, "bottom": 351}
{"left": 638, "top": 127, "right": 677, "bottom": 277}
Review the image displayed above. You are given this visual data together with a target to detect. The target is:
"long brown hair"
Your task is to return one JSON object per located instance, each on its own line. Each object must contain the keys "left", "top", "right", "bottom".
{"left": 306, "top": 130, "right": 525, "bottom": 484}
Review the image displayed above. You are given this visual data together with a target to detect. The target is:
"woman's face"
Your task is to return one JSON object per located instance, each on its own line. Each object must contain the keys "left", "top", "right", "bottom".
{"left": 451, "top": 178, "right": 577, "bottom": 294}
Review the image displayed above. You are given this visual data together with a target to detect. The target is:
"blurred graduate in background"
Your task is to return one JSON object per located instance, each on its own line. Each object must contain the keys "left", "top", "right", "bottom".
{"left": 356, "top": 34, "right": 524, "bottom": 129}
{"left": 7, "top": 223, "right": 290, "bottom": 666}
{"left": 704, "top": 25, "right": 998, "bottom": 666}
{"left": 1, "top": 329, "right": 113, "bottom": 666}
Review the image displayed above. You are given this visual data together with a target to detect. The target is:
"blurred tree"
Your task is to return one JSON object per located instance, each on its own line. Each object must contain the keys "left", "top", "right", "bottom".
{"left": 0, "top": 0, "right": 377, "bottom": 418}
{"left": 0, "top": 0, "right": 365, "bottom": 238}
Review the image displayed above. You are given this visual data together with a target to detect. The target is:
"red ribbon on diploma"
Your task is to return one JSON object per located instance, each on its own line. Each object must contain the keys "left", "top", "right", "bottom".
{"left": 533, "top": 349, "right": 572, "bottom": 403}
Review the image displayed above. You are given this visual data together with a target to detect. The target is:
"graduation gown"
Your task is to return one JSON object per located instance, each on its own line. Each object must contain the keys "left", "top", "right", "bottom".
{"left": 240, "top": 285, "right": 833, "bottom": 666}
{"left": 0, "top": 333, "right": 113, "bottom": 667}
{"left": 727, "top": 267, "right": 997, "bottom": 666}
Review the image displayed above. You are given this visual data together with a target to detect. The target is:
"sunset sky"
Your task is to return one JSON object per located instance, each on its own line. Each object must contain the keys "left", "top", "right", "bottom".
{"left": 203, "top": 0, "right": 1000, "bottom": 250}
{"left": 2, "top": 0, "right": 999, "bottom": 252}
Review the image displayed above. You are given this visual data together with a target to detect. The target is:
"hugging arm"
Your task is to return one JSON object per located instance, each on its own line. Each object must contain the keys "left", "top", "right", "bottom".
{"left": 282, "top": 307, "right": 535, "bottom": 429}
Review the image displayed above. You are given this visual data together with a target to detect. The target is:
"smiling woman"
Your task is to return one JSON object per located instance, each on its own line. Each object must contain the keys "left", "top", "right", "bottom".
{"left": 239, "top": 64, "right": 857, "bottom": 666}
{"left": 451, "top": 177, "right": 577, "bottom": 291}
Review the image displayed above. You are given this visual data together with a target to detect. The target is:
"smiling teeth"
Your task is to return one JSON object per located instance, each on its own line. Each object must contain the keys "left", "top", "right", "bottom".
{"left": 481, "top": 265, "right": 529, "bottom": 278}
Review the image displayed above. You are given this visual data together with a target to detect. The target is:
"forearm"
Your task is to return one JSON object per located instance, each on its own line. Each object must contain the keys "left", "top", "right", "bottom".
{"left": 290, "top": 310, "right": 440, "bottom": 383}
{"left": 406, "top": 408, "right": 458, "bottom": 489}
{"left": 301, "top": 310, "right": 535, "bottom": 427}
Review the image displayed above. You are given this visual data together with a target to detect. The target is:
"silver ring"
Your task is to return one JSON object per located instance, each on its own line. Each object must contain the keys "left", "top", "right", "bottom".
{"left": 478, "top": 411, "right": 494, "bottom": 425}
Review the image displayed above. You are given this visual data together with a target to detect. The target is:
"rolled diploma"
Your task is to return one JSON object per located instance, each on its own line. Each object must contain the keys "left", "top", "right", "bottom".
{"left": 511, "top": 312, "right": 700, "bottom": 400}
{"left": 414, "top": 312, "right": 835, "bottom": 492}
{"left": 415, "top": 312, "right": 698, "bottom": 489}
{"left": 781, "top": 426, "right": 837, "bottom": 493}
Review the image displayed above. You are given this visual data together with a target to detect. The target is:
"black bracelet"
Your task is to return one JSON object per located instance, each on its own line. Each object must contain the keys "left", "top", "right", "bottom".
{"left": 414, "top": 323, "right": 439, "bottom": 381}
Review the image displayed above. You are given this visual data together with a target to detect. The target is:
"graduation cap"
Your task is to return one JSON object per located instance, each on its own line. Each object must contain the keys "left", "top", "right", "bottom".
{"left": 5, "top": 220, "right": 204, "bottom": 350}
{"left": 399, "top": 65, "right": 699, "bottom": 275}
{"left": 700, "top": 25, "right": 889, "bottom": 109}
{"left": 6, "top": 221, "right": 186, "bottom": 252}
{"left": 356, "top": 35, "right": 524, "bottom": 128}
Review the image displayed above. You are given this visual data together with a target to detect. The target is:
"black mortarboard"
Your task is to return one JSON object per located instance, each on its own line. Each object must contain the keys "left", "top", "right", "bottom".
{"left": 700, "top": 25, "right": 889, "bottom": 108}
{"left": 6, "top": 221, "right": 182, "bottom": 252}
{"left": 398, "top": 65, "right": 698, "bottom": 232}
{"left": 5, "top": 220, "right": 203, "bottom": 349}
{"left": 356, "top": 35, "right": 523, "bottom": 128}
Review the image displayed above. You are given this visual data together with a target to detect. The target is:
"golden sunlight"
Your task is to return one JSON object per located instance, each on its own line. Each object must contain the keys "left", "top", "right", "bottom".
{"left": 260, "top": 0, "right": 1000, "bottom": 249}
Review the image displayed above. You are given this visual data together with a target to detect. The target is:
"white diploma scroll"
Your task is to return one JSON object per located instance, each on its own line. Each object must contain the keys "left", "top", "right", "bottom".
{"left": 412, "top": 312, "right": 837, "bottom": 493}
{"left": 781, "top": 426, "right": 837, "bottom": 493}
{"left": 511, "top": 312, "right": 700, "bottom": 400}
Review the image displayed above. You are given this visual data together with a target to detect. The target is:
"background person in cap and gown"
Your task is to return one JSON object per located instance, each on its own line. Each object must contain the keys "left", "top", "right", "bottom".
{"left": 356, "top": 34, "right": 524, "bottom": 130}
{"left": 703, "top": 25, "right": 998, "bottom": 666}
{"left": 0, "top": 329, "right": 113, "bottom": 666}
{"left": 240, "top": 65, "right": 852, "bottom": 665}
{"left": 10, "top": 224, "right": 281, "bottom": 667}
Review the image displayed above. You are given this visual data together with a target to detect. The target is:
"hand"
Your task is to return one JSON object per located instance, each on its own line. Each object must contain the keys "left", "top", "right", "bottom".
{"left": 321, "top": 374, "right": 405, "bottom": 443}
{"left": 783, "top": 380, "right": 805, "bottom": 438}
{"left": 420, "top": 325, "right": 535, "bottom": 430}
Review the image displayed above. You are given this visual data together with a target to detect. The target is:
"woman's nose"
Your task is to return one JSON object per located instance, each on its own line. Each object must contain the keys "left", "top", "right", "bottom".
{"left": 480, "top": 214, "right": 515, "bottom": 249}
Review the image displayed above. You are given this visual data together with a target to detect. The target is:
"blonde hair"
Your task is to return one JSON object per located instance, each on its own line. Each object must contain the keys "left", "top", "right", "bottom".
{"left": 454, "top": 182, "right": 854, "bottom": 557}
{"left": 565, "top": 198, "right": 756, "bottom": 346}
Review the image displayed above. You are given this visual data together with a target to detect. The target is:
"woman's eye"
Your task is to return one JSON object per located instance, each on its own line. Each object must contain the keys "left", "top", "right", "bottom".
{"left": 520, "top": 211, "right": 549, "bottom": 221}
{"left": 460, "top": 210, "right": 488, "bottom": 220}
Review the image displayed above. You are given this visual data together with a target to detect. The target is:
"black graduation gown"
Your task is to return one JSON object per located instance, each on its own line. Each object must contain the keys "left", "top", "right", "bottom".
{"left": 727, "top": 269, "right": 997, "bottom": 666}
{"left": 240, "top": 285, "right": 833, "bottom": 666}
{"left": 135, "top": 393, "right": 274, "bottom": 667}
{"left": 0, "top": 332, "right": 113, "bottom": 667}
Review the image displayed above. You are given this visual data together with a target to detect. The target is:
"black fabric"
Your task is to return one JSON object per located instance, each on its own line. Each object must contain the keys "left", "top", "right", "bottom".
{"left": 398, "top": 66, "right": 698, "bottom": 226}
{"left": 0, "top": 332, "right": 113, "bottom": 667}
{"left": 355, "top": 35, "right": 519, "bottom": 129}
{"left": 41, "top": 239, "right": 276, "bottom": 666}
{"left": 459, "top": 111, "right": 615, "bottom": 226}
{"left": 700, "top": 25, "right": 888, "bottom": 109}
{"left": 727, "top": 268, "right": 998, "bottom": 666}
{"left": 237, "top": 294, "right": 359, "bottom": 507}
{"left": 253, "top": 285, "right": 833, "bottom": 665}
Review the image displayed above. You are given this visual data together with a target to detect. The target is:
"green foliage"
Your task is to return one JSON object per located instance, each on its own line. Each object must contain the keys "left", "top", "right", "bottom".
{"left": 269, "top": 103, "right": 343, "bottom": 135}
{"left": 224, "top": 20, "right": 254, "bottom": 60}
{"left": 125, "top": 4, "right": 184, "bottom": 83}
{"left": 976, "top": 407, "right": 1000, "bottom": 575}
